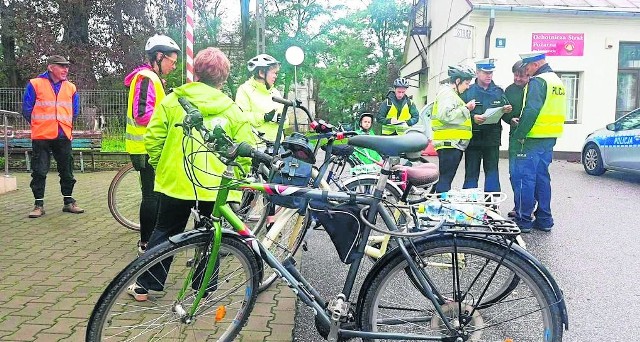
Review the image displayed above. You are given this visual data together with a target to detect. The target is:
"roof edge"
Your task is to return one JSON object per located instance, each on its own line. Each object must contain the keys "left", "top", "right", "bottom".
{"left": 471, "top": 4, "right": 640, "bottom": 17}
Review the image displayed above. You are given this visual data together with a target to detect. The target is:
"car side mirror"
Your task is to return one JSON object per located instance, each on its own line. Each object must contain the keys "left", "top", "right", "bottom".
{"left": 605, "top": 123, "right": 616, "bottom": 131}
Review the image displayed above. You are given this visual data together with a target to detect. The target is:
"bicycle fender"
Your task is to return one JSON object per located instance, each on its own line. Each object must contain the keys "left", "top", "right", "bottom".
{"left": 168, "top": 228, "right": 265, "bottom": 283}
{"left": 354, "top": 234, "right": 568, "bottom": 330}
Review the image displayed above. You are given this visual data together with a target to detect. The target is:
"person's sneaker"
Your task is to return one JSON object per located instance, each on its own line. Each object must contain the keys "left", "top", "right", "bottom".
{"left": 127, "top": 283, "right": 148, "bottom": 302}
{"left": 28, "top": 206, "right": 45, "bottom": 218}
{"left": 62, "top": 202, "right": 85, "bottom": 214}
{"left": 507, "top": 210, "right": 516, "bottom": 218}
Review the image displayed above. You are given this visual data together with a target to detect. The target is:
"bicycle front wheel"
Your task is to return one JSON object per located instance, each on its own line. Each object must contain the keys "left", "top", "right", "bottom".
{"left": 107, "top": 163, "right": 141, "bottom": 231}
{"left": 87, "top": 234, "right": 260, "bottom": 341}
{"left": 358, "top": 237, "right": 563, "bottom": 341}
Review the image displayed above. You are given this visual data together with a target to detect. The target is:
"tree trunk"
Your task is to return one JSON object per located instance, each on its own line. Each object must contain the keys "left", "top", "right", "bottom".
{"left": 0, "top": 1, "right": 20, "bottom": 87}
{"left": 60, "top": 0, "right": 96, "bottom": 87}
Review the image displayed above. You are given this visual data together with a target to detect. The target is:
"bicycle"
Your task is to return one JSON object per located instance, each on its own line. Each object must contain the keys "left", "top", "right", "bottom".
{"left": 87, "top": 102, "right": 568, "bottom": 341}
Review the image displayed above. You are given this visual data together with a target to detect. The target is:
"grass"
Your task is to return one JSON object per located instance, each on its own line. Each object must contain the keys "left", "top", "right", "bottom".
{"left": 101, "top": 131, "right": 126, "bottom": 152}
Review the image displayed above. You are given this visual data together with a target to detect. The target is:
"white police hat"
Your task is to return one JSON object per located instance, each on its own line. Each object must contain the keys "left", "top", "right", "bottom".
{"left": 519, "top": 52, "right": 546, "bottom": 65}
{"left": 475, "top": 58, "right": 496, "bottom": 72}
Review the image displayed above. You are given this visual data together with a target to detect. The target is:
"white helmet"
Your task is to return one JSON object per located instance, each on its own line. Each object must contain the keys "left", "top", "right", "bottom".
{"left": 247, "top": 54, "right": 280, "bottom": 72}
{"left": 145, "top": 34, "right": 181, "bottom": 55}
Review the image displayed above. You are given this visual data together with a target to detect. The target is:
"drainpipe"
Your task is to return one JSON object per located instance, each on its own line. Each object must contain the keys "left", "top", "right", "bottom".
{"left": 484, "top": 9, "right": 495, "bottom": 58}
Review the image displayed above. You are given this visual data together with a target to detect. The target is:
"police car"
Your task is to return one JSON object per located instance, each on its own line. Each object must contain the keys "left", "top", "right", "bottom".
{"left": 582, "top": 107, "right": 640, "bottom": 176}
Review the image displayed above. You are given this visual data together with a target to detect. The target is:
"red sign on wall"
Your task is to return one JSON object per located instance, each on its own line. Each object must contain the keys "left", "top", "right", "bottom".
{"left": 531, "top": 33, "right": 584, "bottom": 56}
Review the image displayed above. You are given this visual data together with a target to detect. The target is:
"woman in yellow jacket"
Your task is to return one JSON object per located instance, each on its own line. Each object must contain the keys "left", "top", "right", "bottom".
{"left": 235, "top": 54, "right": 285, "bottom": 143}
{"left": 127, "top": 47, "right": 255, "bottom": 302}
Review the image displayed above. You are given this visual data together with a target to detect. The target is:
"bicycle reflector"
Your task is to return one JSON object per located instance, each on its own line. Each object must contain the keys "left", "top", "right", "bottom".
{"left": 215, "top": 305, "right": 226, "bottom": 322}
{"left": 281, "top": 132, "right": 316, "bottom": 164}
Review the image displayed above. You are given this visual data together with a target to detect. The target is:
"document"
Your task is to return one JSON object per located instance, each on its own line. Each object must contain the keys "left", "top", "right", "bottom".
{"left": 479, "top": 107, "right": 504, "bottom": 125}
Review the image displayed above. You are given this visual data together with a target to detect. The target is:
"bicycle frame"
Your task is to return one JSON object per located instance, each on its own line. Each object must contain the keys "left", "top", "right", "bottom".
{"left": 187, "top": 156, "right": 462, "bottom": 340}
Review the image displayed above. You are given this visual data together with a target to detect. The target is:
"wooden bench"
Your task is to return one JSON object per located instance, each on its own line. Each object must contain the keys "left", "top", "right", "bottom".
{"left": 0, "top": 130, "right": 103, "bottom": 172}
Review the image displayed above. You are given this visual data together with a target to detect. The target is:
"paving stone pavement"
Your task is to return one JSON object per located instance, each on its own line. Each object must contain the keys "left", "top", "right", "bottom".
{"left": 0, "top": 171, "right": 295, "bottom": 341}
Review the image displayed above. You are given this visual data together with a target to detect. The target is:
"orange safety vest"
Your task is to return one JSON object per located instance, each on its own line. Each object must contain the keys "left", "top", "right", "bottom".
{"left": 29, "top": 78, "right": 76, "bottom": 140}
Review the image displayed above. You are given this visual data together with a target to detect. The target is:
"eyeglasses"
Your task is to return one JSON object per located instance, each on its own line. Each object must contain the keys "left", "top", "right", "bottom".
{"left": 163, "top": 55, "right": 178, "bottom": 66}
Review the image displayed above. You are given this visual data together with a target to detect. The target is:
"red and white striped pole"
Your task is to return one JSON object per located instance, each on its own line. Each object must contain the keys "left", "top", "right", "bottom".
{"left": 185, "top": 0, "right": 195, "bottom": 83}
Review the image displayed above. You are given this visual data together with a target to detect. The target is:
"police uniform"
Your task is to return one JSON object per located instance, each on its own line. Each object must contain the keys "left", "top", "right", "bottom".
{"left": 461, "top": 58, "right": 506, "bottom": 192}
{"left": 511, "top": 52, "right": 565, "bottom": 232}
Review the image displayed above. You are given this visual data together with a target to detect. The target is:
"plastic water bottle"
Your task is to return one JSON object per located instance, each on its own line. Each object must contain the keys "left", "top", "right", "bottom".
{"left": 418, "top": 200, "right": 449, "bottom": 220}
{"left": 447, "top": 203, "right": 486, "bottom": 224}
{"left": 441, "top": 189, "right": 482, "bottom": 203}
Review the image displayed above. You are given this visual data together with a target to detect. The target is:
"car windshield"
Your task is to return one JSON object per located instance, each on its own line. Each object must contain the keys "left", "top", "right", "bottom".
{"left": 616, "top": 108, "right": 640, "bottom": 131}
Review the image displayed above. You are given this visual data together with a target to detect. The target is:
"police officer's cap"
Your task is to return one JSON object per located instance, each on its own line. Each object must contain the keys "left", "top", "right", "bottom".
{"left": 475, "top": 58, "right": 496, "bottom": 72}
{"left": 47, "top": 55, "right": 71, "bottom": 66}
{"left": 519, "top": 51, "right": 546, "bottom": 66}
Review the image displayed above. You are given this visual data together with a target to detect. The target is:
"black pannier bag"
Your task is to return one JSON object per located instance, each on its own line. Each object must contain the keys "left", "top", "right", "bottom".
{"left": 269, "top": 156, "right": 312, "bottom": 212}
{"left": 308, "top": 200, "right": 364, "bottom": 264}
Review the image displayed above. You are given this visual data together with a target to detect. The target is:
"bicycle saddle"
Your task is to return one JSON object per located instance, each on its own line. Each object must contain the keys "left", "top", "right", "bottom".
{"left": 348, "top": 131, "right": 428, "bottom": 157}
{"left": 392, "top": 163, "right": 439, "bottom": 188}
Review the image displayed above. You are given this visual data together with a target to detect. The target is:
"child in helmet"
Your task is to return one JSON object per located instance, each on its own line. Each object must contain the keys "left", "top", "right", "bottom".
{"left": 353, "top": 113, "right": 382, "bottom": 164}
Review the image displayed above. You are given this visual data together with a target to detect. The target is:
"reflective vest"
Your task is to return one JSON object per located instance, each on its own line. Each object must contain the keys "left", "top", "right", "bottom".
{"left": 381, "top": 99, "right": 412, "bottom": 135}
{"left": 125, "top": 69, "right": 165, "bottom": 154}
{"left": 523, "top": 72, "right": 565, "bottom": 138}
{"left": 29, "top": 78, "right": 76, "bottom": 140}
{"left": 431, "top": 89, "right": 472, "bottom": 150}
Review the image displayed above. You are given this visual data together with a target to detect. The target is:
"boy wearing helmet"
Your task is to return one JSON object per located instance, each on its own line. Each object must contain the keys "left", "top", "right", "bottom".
{"left": 124, "top": 34, "right": 180, "bottom": 255}
{"left": 377, "top": 77, "right": 420, "bottom": 135}
{"left": 235, "top": 54, "right": 286, "bottom": 142}
{"left": 353, "top": 113, "right": 382, "bottom": 164}
{"left": 431, "top": 64, "right": 477, "bottom": 193}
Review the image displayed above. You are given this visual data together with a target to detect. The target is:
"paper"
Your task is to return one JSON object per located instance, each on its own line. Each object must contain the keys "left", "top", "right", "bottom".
{"left": 479, "top": 107, "right": 504, "bottom": 125}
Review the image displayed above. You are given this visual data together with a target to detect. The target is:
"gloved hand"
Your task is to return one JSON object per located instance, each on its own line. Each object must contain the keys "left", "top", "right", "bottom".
{"left": 264, "top": 109, "right": 276, "bottom": 122}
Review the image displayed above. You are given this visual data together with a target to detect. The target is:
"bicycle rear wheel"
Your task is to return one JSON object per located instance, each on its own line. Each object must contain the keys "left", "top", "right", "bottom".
{"left": 87, "top": 234, "right": 259, "bottom": 341}
{"left": 358, "top": 237, "right": 563, "bottom": 341}
{"left": 107, "top": 163, "right": 141, "bottom": 231}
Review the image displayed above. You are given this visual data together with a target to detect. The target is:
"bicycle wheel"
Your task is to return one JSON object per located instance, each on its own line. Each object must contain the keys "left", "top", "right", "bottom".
{"left": 358, "top": 237, "right": 563, "bottom": 341}
{"left": 254, "top": 205, "right": 309, "bottom": 293}
{"left": 87, "top": 234, "right": 260, "bottom": 341}
{"left": 108, "top": 163, "right": 141, "bottom": 231}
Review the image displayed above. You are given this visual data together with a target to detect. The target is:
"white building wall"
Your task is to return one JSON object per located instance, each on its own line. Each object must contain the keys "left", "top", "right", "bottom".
{"left": 418, "top": 6, "right": 640, "bottom": 152}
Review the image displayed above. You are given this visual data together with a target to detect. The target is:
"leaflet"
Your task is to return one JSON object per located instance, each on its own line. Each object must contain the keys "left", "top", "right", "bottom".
{"left": 479, "top": 107, "right": 504, "bottom": 125}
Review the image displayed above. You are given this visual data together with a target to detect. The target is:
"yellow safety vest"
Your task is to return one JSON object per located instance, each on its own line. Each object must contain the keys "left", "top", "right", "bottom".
{"left": 431, "top": 90, "right": 472, "bottom": 150}
{"left": 382, "top": 99, "right": 412, "bottom": 135}
{"left": 126, "top": 69, "right": 165, "bottom": 154}
{"left": 522, "top": 72, "right": 565, "bottom": 138}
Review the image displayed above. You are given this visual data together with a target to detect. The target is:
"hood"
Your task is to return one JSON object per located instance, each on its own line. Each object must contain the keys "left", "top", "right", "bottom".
{"left": 171, "top": 82, "right": 235, "bottom": 116}
{"left": 124, "top": 64, "right": 153, "bottom": 86}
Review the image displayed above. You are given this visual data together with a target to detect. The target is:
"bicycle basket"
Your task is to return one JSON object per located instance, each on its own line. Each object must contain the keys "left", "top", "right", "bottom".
{"left": 308, "top": 201, "right": 363, "bottom": 264}
{"left": 269, "top": 156, "right": 313, "bottom": 212}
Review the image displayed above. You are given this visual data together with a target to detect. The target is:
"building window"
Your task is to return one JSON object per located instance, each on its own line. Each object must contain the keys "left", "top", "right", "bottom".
{"left": 558, "top": 72, "right": 579, "bottom": 123}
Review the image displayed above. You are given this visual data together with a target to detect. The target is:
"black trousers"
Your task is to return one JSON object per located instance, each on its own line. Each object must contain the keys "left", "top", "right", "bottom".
{"left": 434, "top": 148, "right": 463, "bottom": 193}
{"left": 463, "top": 145, "right": 501, "bottom": 192}
{"left": 138, "top": 194, "right": 215, "bottom": 291}
{"left": 30, "top": 139, "right": 76, "bottom": 206}
{"left": 130, "top": 154, "right": 159, "bottom": 244}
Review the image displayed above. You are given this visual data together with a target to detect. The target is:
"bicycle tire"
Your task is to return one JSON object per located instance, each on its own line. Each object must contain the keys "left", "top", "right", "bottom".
{"left": 87, "top": 234, "right": 260, "bottom": 341}
{"left": 358, "top": 237, "right": 564, "bottom": 341}
{"left": 107, "top": 163, "right": 141, "bottom": 231}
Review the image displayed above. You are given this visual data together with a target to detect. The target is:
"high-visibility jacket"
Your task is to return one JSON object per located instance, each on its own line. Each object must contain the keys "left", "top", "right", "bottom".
{"left": 126, "top": 69, "right": 165, "bottom": 154}
{"left": 235, "top": 77, "right": 285, "bottom": 142}
{"left": 430, "top": 86, "right": 472, "bottom": 150}
{"left": 381, "top": 99, "right": 411, "bottom": 135}
{"left": 523, "top": 72, "right": 565, "bottom": 138}
{"left": 29, "top": 78, "right": 76, "bottom": 140}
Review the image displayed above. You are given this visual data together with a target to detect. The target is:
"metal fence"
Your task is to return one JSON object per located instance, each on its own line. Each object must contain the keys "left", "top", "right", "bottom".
{"left": 0, "top": 88, "right": 128, "bottom": 134}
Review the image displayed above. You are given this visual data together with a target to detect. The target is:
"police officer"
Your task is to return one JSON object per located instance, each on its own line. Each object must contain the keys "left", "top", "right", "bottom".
{"left": 511, "top": 52, "right": 565, "bottom": 232}
{"left": 431, "top": 65, "right": 476, "bottom": 193}
{"left": 377, "top": 77, "right": 420, "bottom": 135}
{"left": 461, "top": 58, "right": 512, "bottom": 192}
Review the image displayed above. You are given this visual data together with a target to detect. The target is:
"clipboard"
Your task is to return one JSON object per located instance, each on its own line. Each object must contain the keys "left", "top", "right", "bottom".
{"left": 479, "top": 107, "right": 504, "bottom": 125}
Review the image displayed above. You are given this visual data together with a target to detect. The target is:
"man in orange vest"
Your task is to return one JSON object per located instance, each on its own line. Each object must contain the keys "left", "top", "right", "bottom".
{"left": 22, "top": 55, "right": 84, "bottom": 218}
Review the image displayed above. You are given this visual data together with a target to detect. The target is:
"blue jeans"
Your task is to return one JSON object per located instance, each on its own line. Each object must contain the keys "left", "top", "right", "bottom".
{"left": 512, "top": 138, "right": 556, "bottom": 229}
